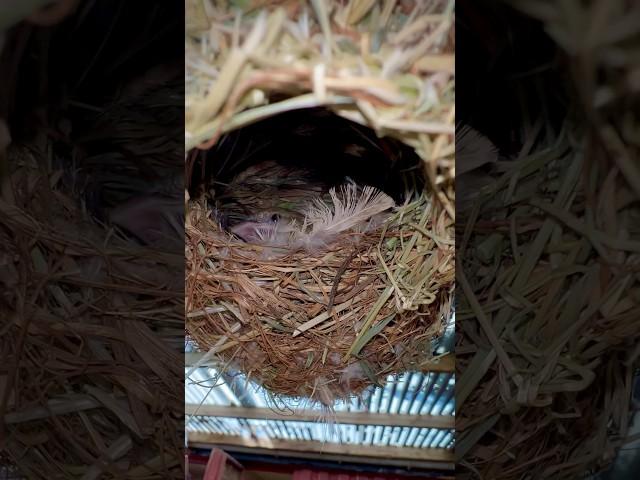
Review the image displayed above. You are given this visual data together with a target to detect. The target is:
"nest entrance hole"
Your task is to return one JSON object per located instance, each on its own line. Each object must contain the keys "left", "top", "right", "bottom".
{"left": 188, "top": 107, "right": 425, "bottom": 228}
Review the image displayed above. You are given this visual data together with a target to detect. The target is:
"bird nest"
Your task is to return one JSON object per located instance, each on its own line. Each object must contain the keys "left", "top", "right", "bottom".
{"left": 185, "top": 0, "right": 455, "bottom": 402}
{"left": 187, "top": 182, "right": 453, "bottom": 402}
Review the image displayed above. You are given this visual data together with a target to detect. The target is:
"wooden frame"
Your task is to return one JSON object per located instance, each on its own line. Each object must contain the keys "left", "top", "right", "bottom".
{"left": 188, "top": 432, "right": 455, "bottom": 466}
{"left": 185, "top": 404, "right": 454, "bottom": 429}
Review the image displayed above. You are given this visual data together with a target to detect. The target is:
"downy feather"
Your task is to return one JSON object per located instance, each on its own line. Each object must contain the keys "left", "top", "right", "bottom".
{"left": 456, "top": 124, "right": 498, "bottom": 175}
{"left": 293, "top": 183, "right": 395, "bottom": 251}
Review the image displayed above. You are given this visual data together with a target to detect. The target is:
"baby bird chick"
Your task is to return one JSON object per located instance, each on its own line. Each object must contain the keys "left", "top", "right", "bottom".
{"left": 230, "top": 212, "right": 290, "bottom": 246}
{"left": 228, "top": 182, "right": 395, "bottom": 256}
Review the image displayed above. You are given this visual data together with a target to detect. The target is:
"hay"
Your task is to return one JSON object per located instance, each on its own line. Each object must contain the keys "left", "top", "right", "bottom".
{"left": 185, "top": 0, "right": 455, "bottom": 402}
{"left": 456, "top": 1, "right": 640, "bottom": 478}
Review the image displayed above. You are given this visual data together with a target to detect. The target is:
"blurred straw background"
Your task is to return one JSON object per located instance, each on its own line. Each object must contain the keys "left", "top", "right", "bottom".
{"left": 0, "top": 2, "right": 184, "bottom": 478}
{"left": 456, "top": 0, "right": 640, "bottom": 478}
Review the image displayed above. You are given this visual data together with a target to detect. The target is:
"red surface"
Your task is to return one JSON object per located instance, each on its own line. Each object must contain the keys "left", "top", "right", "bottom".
{"left": 203, "top": 449, "right": 225, "bottom": 480}
{"left": 202, "top": 448, "right": 244, "bottom": 480}
{"left": 292, "top": 470, "right": 408, "bottom": 480}
{"left": 189, "top": 453, "right": 439, "bottom": 480}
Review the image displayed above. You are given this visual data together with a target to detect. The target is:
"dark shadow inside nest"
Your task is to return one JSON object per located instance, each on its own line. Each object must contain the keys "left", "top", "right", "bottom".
{"left": 187, "top": 107, "right": 426, "bottom": 237}
{"left": 2, "top": 1, "right": 184, "bottom": 248}
{"left": 455, "top": 0, "right": 569, "bottom": 220}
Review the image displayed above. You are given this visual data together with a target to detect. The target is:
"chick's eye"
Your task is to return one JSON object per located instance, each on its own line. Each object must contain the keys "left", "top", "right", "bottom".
{"left": 271, "top": 214, "right": 279, "bottom": 223}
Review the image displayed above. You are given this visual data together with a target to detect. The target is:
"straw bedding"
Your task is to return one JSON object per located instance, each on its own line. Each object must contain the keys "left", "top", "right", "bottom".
{"left": 185, "top": 0, "right": 455, "bottom": 402}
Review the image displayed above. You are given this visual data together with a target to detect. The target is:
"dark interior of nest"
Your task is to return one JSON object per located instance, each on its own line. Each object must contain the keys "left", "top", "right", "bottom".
{"left": 185, "top": 109, "right": 441, "bottom": 404}
{"left": 2, "top": 1, "right": 183, "bottom": 248}
{"left": 455, "top": 0, "right": 568, "bottom": 219}
{"left": 188, "top": 107, "right": 426, "bottom": 244}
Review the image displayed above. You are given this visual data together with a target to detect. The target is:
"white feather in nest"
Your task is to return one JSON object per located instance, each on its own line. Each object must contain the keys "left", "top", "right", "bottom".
{"left": 456, "top": 125, "right": 499, "bottom": 213}
{"left": 230, "top": 182, "right": 395, "bottom": 256}
{"left": 456, "top": 124, "right": 498, "bottom": 175}
{"left": 295, "top": 182, "right": 395, "bottom": 250}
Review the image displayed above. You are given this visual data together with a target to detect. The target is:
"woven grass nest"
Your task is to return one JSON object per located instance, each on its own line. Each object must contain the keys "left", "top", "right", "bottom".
{"left": 185, "top": 0, "right": 455, "bottom": 403}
